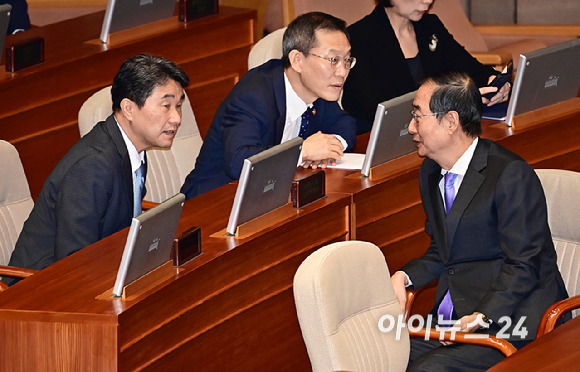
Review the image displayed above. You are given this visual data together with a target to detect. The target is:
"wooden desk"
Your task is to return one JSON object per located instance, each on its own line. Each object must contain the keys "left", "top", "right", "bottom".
{"left": 0, "top": 185, "right": 351, "bottom": 370}
{"left": 488, "top": 316, "right": 580, "bottom": 371}
{"left": 0, "top": 7, "right": 256, "bottom": 200}
{"left": 0, "top": 111, "right": 579, "bottom": 369}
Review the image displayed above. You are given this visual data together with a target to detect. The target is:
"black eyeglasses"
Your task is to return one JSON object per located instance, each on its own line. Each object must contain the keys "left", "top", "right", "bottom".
{"left": 410, "top": 109, "right": 444, "bottom": 122}
{"left": 307, "top": 53, "right": 357, "bottom": 70}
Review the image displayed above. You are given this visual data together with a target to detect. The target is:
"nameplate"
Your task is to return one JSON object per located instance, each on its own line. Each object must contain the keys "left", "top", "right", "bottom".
{"left": 179, "top": 0, "right": 219, "bottom": 23}
{"left": 291, "top": 170, "right": 326, "bottom": 208}
{"left": 5, "top": 37, "right": 44, "bottom": 73}
{"left": 172, "top": 226, "right": 202, "bottom": 267}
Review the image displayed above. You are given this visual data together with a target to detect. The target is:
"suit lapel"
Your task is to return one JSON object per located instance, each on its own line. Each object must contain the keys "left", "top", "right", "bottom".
{"left": 105, "top": 115, "right": 134, "bottom": 206}
{"left": 446, "top": 140, "right": 489, "bottom": 248}
{"left": 427, "top": 167, "right": 450, "bottom": 262}
{"left": 272, "top": 64, "right": 287, "bottom": 144}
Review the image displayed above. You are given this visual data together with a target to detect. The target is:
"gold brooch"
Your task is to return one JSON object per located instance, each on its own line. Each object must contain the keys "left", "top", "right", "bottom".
{"left": 429, "top": 34, "right": 438, "bottom": 52}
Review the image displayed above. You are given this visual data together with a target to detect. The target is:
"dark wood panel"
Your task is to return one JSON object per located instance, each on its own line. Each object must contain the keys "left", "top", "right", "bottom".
{"left": 489, "top": 316, "right": 580, "bottom": 371}
{"left": 0, "top": 7, "right": 255, "bottom": 200}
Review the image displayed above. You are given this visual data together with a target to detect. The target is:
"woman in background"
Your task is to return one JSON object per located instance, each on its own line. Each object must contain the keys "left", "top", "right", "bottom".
{"left": 342, "top": 0, "right": 510, "bottom": 133}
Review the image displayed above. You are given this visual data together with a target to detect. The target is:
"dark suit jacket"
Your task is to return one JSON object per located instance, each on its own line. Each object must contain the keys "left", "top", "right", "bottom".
{"left": 342, "top": 6, "right": 497, "bottom": 133}
{"left": 1, "top": 0, "right": 30, "bottom": 34}
{"left": 403, "top": 139, "right": 568, "bottom": 341}
{"left": 7, "top": 115, "right": 138, "bottom": 278}
{"left": 180, "top": 59, "right": 357, "bottom": 199}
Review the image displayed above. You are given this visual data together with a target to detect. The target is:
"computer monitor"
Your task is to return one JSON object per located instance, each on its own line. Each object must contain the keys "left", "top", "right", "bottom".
{"left": 0, "top": 4, "right": 11, "bottom": 62}
{"left": 112, "top": 193, "right": 185, "bottom": 297}
{"left": 226, "top": 137, "right": 303, "bottom": 235}
{"left": 100, "top": 0, "right": 177, "bottom": 43}
{"left": 361, "top": 90, "right": 417, "bottom": 177}
{"left": 505, "top": 38, "right": 580, "bottom": 126}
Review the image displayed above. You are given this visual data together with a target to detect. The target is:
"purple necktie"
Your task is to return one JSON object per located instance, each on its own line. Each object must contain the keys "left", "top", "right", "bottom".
{"left": 438, "top": 172, "right": 458, "bottom": 322}
{"left": 444, "top": 172, "right": 458, "bottom": 215}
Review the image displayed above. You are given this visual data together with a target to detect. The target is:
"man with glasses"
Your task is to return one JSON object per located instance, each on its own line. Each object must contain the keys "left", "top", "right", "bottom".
{"left": 180, "top": 12, "right": 357, "bottom": 199}
{"left": 390, "top": 71, "right": 568, "bottom": 370}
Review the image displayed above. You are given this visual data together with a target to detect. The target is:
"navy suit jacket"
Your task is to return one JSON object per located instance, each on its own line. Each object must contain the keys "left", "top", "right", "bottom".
{"left": 181, "top": 59, "right": 356, "bottom": 199}
{"left": 343, "top": 6, "right": 497, "bottom": 133}
{"left": 1, "top": 0, "right": 30, "bottom": 34}
{"left": 402, "top": 139, "right": 568, "bottom": 341}
{"left": 7, "top": 115, "right": 140, "bottom": 278}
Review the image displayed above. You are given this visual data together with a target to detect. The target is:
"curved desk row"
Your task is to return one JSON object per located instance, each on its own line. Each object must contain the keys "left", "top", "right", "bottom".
{"left": 1, "top": 110, "right": 579, "bottom": 370}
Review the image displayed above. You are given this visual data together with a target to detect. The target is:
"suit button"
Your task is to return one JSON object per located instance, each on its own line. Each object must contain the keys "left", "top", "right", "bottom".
{"left": 448, "top": 269, "right": 455, "bottom": 275}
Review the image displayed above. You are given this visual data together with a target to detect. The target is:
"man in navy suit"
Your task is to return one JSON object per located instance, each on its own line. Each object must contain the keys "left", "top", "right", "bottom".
{"left": 5, "top": 54, "right": 189, "bottom": 284}
{"left": 1, "top": 0, "right": 30, "bottom": 34}
{"left": 390, "top": 72, "right": 568, "bottom": 370}
{"left": 180, "top": 12, "right": 357, "bottom": 199}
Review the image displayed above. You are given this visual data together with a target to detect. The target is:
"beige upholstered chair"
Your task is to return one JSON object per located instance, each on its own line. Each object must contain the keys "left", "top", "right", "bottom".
{"left": 294, "top": 241, "right": 517, "bottom": 370}
{"left": 78, "top": 86, "right": 203, "bottom": 204}
{"left": 248, "top": 26, "right": 286, "bottom": 70}
{"left": 293, "top": 240, "right": 410, "bottom": 372}
{"left": 0, "top": 141, "right": 38, "bottom": 290}
{"left": 535, "top": 169, "right": 580, "bottom": 337}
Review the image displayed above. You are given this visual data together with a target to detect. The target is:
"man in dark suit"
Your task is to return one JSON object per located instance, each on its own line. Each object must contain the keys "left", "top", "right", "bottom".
{"left": 180, "top": 12, "right": 357, "bottom": 199}
{"left": 390, "top": 72, "right": 568, "bottom": 370}
{"left": 4, "top": 54, "right": 189, "bottom": 284}
{"left": 1, "top": 0, "right": 30, "bottom": 34}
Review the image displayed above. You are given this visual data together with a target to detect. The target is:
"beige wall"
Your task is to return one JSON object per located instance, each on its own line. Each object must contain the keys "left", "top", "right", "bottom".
{"left": 467, "top": 0, "right": 580, "bottom": 24}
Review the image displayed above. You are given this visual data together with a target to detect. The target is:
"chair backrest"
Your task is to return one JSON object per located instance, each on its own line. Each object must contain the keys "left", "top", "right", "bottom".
{"left": 536, "top": 169, "right": 580, "bottom": 319}
{"left": 429, "top": 0, "right": 488, "bottom": 52}
{"left": 285, "top": 0, "right": 376, "bottom": 27}
{"left": 78, "top": 86, "right": 203, "bottom": 203}
{"left": 293, "top": 240, "right": 409, "bottom": 372}
{"left": 248, "top": 26, "right": 286, "bottom": 70}
{"left": 0, "top": 140, "right": 34, "bottom": 266}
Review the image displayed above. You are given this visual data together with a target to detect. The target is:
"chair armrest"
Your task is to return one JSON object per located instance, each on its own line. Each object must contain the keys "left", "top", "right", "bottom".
{"left": 470, "top": 52, "right": 512, "bottom": 69}
{"left": 0, "top": 266, "right": 38, "bottom": 292}
{"left": 405, "top": 282, "right": 438, "bottom": 321}
{"left": 536, "top": 294, "right": 580, "bottom": 338}
{"left": 408, "top": 327, "right": 517, "bottom": 357}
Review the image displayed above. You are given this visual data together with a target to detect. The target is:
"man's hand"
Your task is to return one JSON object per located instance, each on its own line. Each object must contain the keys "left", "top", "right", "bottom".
{"left": 391, "top": 271, "right": 409, "bottom": 313}
{"left": 439, "top": 313, "right": 488, "bottom": 346}
{"left": 302, "top": 131, "right": 344, "bottom": 169}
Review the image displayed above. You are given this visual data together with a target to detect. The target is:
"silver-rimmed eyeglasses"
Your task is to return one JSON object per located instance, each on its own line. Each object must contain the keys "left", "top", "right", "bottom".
{"left": 410, "top": 109, "right": 443, "bottom": 122}
{"left": 307, "top": 53, "right": 357, "bottom": 70}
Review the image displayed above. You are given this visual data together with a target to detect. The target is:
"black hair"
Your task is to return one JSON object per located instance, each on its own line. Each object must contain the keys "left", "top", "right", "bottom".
{"left": 281, "top": 12, "right": 349, "bottom": 68}
{"left": 111, "top": 53, "right": 189, "bottom": 111}
{"left": 421, "top": 71, "right": 483, "bottom": 138}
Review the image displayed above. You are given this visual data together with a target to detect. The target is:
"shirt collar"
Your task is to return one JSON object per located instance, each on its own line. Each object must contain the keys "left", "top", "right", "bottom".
{"left": 284, "top": 72, "right": 311, "bottom": 123}
{"left": 442, "top": 137, "right": 479, "bottom": 177}
{"left": 115, "top": 118, "right": 145, "bottom": 173}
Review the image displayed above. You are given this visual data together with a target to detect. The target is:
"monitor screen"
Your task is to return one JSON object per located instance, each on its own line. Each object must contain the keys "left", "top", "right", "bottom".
{"left": 361, "top": 90, "right": 417, "bottom": 177}
{"left": 506, "top": 38, "right": 580, "bottom": 126}
{"left": 100, "top": 0, "right": 177, "bottom": 43}
{"left": 226, "top": 137, "right": 303, "bottom": 235}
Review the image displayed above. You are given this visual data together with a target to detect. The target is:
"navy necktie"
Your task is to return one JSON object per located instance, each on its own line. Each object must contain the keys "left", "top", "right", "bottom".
{"left": 299, "top": 106, "right": 314, "bottom": 139}
{"left": 133, "top": 161, "right": 146, "bottom": 217}
{"left": 438, "top": 172, "right": 458, "bottom": 323}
